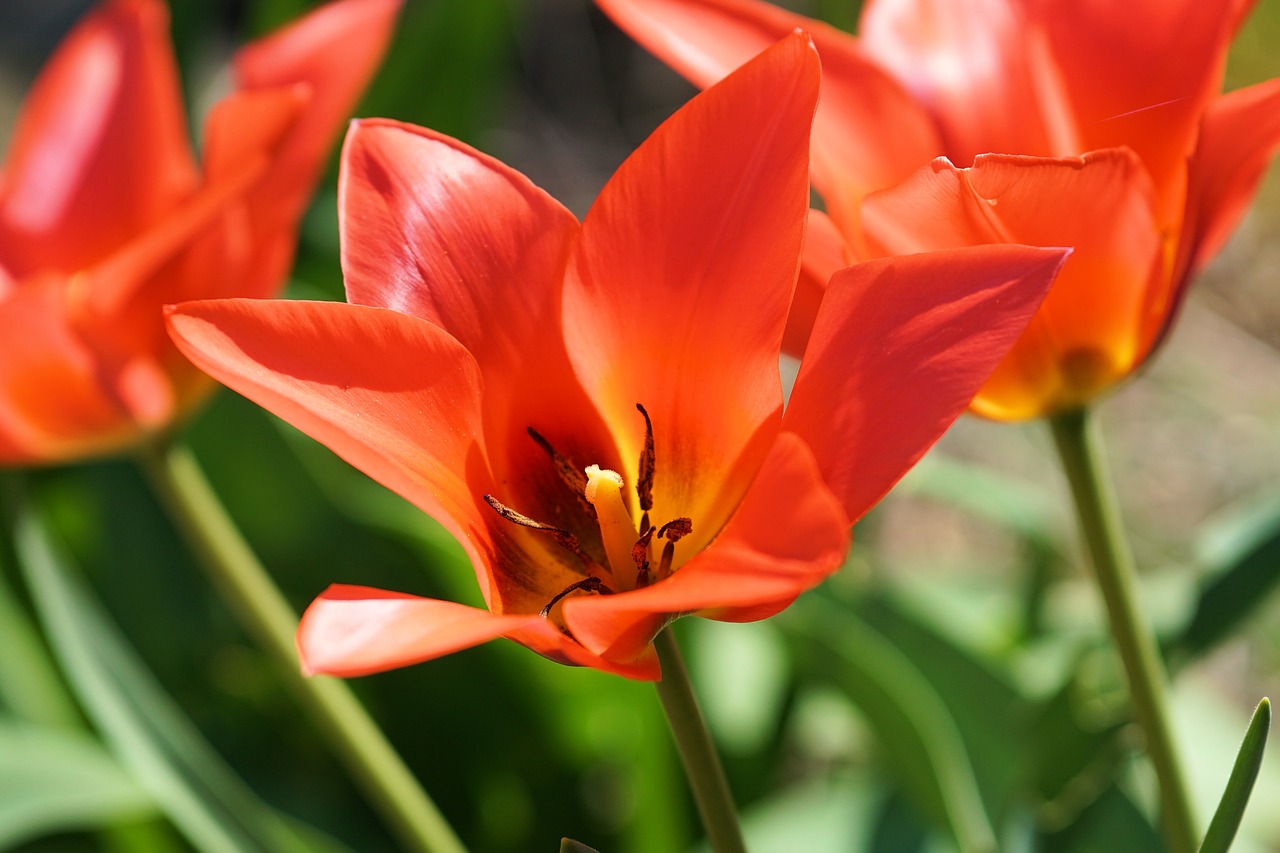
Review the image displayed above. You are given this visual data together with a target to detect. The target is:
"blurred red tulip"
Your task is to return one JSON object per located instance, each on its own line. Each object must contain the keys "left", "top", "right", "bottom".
{"left": 168, "top": 34, "right": 1068, "bottom": 680}
{"left": 0, "top": 0, "right": 399, "bottom": 463}
{"left": 597, "top": 0, "right": 1280, "bottom": 418}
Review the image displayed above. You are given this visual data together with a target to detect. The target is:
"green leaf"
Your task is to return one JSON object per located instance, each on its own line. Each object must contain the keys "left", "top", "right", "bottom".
{"left": 787, "top": 597, "right": 997, "bottom": 853}
{"left": 0, "top": 550, "right": 80, "bottom": 727}
{"left": 1199, "top": 698, "right": 1272, "bottom": 853}
{"left": 0, "top": 719, "right": 156, "bottom": 848}
{"left": 12, "top": 500, "right": 347, "bottom": 853}
{"left": 1169, "top": 495, "right": 1280, "bottom": 665}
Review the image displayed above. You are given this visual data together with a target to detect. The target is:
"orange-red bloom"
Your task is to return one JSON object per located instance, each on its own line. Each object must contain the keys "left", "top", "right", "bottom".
{"left": 0, "top": 0, "right": 399, "bottom": 463}
{"left": 167, "top": 34, "right": 1068, "bottom": 680}
{"left": 597, "top": 0, "right": 1280, "bottom": 419}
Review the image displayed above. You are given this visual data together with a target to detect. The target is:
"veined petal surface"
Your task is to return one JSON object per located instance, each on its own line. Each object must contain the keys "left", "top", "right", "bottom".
{"left": 563, "top": 32, "right": 818, "bottom": 548}
{"left": 783, "top": 245, "right": 1068, "bottom": 521}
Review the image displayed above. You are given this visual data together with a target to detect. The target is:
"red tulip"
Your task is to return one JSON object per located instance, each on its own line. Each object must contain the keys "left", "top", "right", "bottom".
{"left": 0, "top": 0, "right": 399, "bottom": 463}
{"left": 167, "top": 34, "right": 1069, "bottom": 679}
{"left": 596, "top": 0, "right": 1280, "bottom": 418}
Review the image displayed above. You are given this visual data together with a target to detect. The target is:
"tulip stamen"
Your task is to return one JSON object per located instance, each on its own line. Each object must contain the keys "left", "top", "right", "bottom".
{"left": 527, "top": 427, "right": 595, "bottom": 517}
{"left": 636, "top": 403, "right": 656, "bottom": 533}
{"left": 540, "top": 576, "right": 609, "bottom": 618}
{"left": 483, "top": 493, "right": 604, "bottom": 576}
{"left": 631, "top": 526, "right": 657, "bottom": 587}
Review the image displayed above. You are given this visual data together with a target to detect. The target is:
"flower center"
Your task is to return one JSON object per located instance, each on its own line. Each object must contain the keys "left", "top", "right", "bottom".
{"left": 482, "top": 404, "right": 693, "bottom": 616}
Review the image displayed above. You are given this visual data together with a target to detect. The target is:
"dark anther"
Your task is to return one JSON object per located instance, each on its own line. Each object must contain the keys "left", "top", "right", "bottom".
{"left": 483, "top": 494, "right": 603, "bottom": 574}
{"left": 540, "top": 576, "right": 609, "bottom": 617}
{"left": 657, "top": 517, "right": 693, "bottom": 542}
{"left": 527, "top": 427, "right": 594, "bottom": 517}
{"left": 656, "top": 539, "right": 677, "bottom": 579}
{"left": 631, "top": 525, "right": 656, "bottom": 586}
{"left": 635, "top": 403, "right": 655, "bottom": 513}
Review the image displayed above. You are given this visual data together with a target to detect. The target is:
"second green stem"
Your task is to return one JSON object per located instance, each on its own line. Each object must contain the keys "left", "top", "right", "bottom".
{"left": 1049, "top": 408, "right": 1197, "bottom": 853}
{"left": 138, "top": 438, "right": 467, "bottom": 853}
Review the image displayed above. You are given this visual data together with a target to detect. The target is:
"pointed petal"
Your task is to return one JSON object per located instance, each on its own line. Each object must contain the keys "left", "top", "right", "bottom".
{"left": 1181, "top": 79, "right": 1280, "bottom": 279}
{"left": 595, "top": 0, "right": 939, "bottom": 230}
{"left": 562, "top": 433, "right": 848, "bottom": 660}
{"left": 0, "top": 0, "right": 197, "bottom": 275}
{"left": 338, "top": 118, "right": 617, "bottom": 556}
{"left": 784, "top": 245, "right": 1068, "bottom": 521}
{"left": 219, "top": 0, "right": 399, "bottom": 300}
{"left": 233, "top": 0, "right": 400, "bottom": 225}
{"left": 784, "top": 209, "right": 849, "bottom": 358}
{"left": 563, "top": 33, "right": 817, "bottom": 545}
{"left": 165, "top": 298, "right": 488, "bottom": 568}
{"left": 297, "top": 585, "right": 540, "bottom": 677}
{"left": 1031, "top": 0, "right": 1236, "bottom": 225}
{"left": 862, "top": 151, "right": 1164, "bottom": 419}
{"left": 860, "top": 0, "right": 1054, "bottom": 163}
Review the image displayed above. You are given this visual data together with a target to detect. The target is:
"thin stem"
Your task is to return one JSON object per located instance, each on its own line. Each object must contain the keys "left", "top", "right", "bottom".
{"left": 653, "top": 627, "right": 747, "bottom": 853}
{"left": 136, "top": 438, "right": 467, "bottom": 853}
{"left": 1049, "top": 408, "right": 1197, "bottom": 853}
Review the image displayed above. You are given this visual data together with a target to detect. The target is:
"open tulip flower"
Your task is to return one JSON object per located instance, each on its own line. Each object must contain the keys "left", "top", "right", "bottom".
{"left": 168, "top": 33, "right": 1068, "bottom": 680}
{"left": 596, "top": 0, "right": 1280, "bottom": 419}
{"left": 0, "top": 0, "right": 399, "bottom": 464}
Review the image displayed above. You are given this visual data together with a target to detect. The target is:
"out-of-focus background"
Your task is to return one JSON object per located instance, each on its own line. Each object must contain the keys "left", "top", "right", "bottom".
{"left": 2, "top": 1, "right": 1280, "bottom": 851}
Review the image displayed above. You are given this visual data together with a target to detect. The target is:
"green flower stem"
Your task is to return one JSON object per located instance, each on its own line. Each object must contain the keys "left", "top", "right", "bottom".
{"left": 137, "top": 438, "right": 467, "bottom": 853}
{"left": 653, "top": 627, "right": 747, "bottom": 853}
{"left": 1049, "top": 408, "right": 1197, "bottom": 853}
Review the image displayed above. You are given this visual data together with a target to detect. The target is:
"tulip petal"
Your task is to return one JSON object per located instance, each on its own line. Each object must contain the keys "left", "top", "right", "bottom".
{"left": 860, "top": 0, "right": 1054, "bottom": 163}
{"left": 167, "top": 298, "right": 598, "bottom": 614}
{"left": 298, "top": 585, "right": 540, "bottom": 677}
{"left": 783, "top": 245, "right": 1069, "bottom": 521}
{"left": 563, "top": 33, "right": 817, "bottom": 548}
{"left": 594, "top": 0, "right": 938, "bottom": 233}
{"left": 234, "top": 0, "right": 400, "bottom": 228}
{"left": 0, "top": 276, "right": 136, "bottom": 463}
{"left": 784, "top": 209, "right": 849, "bottom": 358}
{"left": 1180, "top": 79, "right": 1280, "bottom": 281}
{"left": 862, "top": 151, "right": 1163, "bottom": 419}
{"left": 562, "top": 432, "right": 848, "bottom": 660}
{"left": 1032, "top": 0, "right": 1236, "bottom": 226}
{"left": 0, "top": 0, "right": 197, "bottom": 276}
{"left": 166, "top": 299, "right": 492, "bottom": 575}
{"left": 338, "top": 118, "right": 619, "bottom": 553}
{"left": 298, "top": 585, "right": 660, "bottom": 680}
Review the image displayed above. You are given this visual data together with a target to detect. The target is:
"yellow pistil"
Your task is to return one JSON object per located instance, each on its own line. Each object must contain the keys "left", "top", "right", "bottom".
{"left": 584, "top": 464, "right": 640, "bottom": 591}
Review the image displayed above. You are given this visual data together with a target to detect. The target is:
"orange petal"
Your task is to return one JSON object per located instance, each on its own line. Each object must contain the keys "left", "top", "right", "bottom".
{"left": 595, "top": 0, "right": 938, "bottom": 232}
{"left": 563, "top": 33, "right": 817, "bottom": 545}
{"left": 1030, "top": 0, "right": 1236, "bottom": 227}
{"left": 338, "top": 118, "right": 619, "bottom": 564}
{"left": 1179, "top": 79, "right": 1280, "bottom": 282}
{"left": 165, "top": 299, "right": 500, "bottom": 584}
{"left": 783, "top": 209, "right": 849, "bottom": 359}
{"left": 562, "top": 433, "right": 848, "bottom": 660}
{"left": 0, "top": 0, "right": 197, "bottom": 276}
{"left": 233, "top": 0, "right": 401, "bottom": 228}
{"left": 783, "top": 245, "right": 1069, "bottom": 521}
{"left": 862, "top": 151, "right": 1164, "bottom": 419}
{"left": 297, "top": 585, "right": 540, "bottom": 677}
{"left": 860, "top": 0, "right": 1055, "bottom": 163}
{"left": 0, "top": 275, "right": 137, "bottom": 463}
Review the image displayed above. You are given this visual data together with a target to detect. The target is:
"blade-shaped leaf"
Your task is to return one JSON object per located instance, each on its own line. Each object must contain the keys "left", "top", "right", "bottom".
{"left": 11, "top": 496, "right": 349, "bottom": 853}
{"left": 786, "top": 597, "right": 998, "bottom": 853}
{"left": 1199, "top": 697, "right": 1271, "bottom": 853}
{"left": 1170, "top": 495, "right": 1280, "bottom": 665}
{"left": 0, "top": 719, "right": 157, "bottom": 848}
